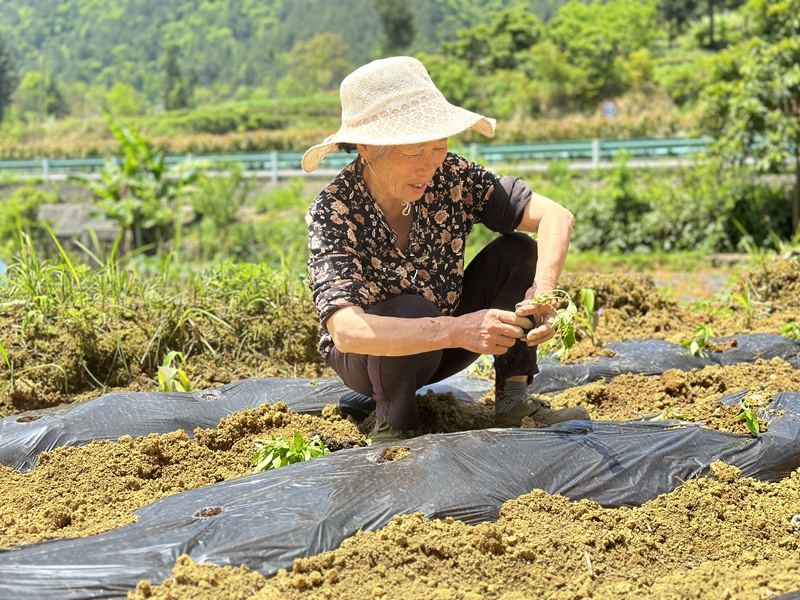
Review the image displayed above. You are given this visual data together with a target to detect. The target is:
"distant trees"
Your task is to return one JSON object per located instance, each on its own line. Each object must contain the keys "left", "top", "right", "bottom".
{"left": 441, "top": 6, "right": 543, "bottom": 73}
{"left": 0, "top": 34, "right": 16, "bottom": 123}
{"left": 429, "top": 6, "right": 544, "bottom": 116}
{"left": 429, "top": 0, "right": 663, "bottom": 117}
{"left": 545, "top": 0, "right": 662, "bottom": 107}
{"left": 15, "top": 71, "right": 67, "bottom": 119}
{"left": 699, "top": 0, "right": 800, "bottom": 231}
{"left": 278, "top": 34, "right": 352, "bottom": 97}
{"left": 0, "top": 0, "right": 786, "bottom": 144}
{"left": 372, "top": 0, "right": 416, "bottom": 54}
{"left": 164, "top": 46, "right": 193, "bottom": 111}
{"left": 105, "top": 82, "right": 144, "bottom": 117}
{"left": 658, "top": 0, "right": 700, "bottom": 45}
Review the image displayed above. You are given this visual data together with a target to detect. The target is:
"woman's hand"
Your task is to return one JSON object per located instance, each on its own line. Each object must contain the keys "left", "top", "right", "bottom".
{"left": 514, "top": 284, "right": 558, "bottom": 346}
{"left": 514, "top": 302, "right": 557, "bottom": 346}
{"left": 455, "top": 309, "right": 532, "bottom": 355}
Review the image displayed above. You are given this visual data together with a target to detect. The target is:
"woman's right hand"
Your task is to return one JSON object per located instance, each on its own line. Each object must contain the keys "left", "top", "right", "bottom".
{"left": 454, "top": 309, "right": 533, "bottom": 355}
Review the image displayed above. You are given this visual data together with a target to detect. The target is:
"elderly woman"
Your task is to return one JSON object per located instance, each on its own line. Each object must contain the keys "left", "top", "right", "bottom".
{"left": 302, "top": 56, "right": 589, "bottom": 442}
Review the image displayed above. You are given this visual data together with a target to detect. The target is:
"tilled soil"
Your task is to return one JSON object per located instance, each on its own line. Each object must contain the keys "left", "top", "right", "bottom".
{"left": 130, "top": 462, "right": 800, "bottom": 600}
{"left": 2, "top": 257, "right": 800, "bottom": 599}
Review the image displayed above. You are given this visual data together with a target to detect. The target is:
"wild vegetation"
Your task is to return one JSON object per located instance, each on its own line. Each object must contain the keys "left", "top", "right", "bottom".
{"left": 0, "top": 0, "right": 782, "bottom": 142}
{"left": 0, "top": 0, "right": 725, "bottom": 118}
{"left": 1, "top": 0, "right": 796, "bottom": 231}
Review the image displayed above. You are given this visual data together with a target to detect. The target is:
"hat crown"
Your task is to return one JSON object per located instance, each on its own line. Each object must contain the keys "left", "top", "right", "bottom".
{"left": 301, "top": 56, "right": 494, "bottom": 172}
{"left": 340, "top": 57, "right": 442, "bottom": 127}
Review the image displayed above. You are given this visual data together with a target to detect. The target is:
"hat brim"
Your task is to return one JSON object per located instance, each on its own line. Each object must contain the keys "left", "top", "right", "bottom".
{"left": 301, "top": 97, "right": 495, "bottom": 172}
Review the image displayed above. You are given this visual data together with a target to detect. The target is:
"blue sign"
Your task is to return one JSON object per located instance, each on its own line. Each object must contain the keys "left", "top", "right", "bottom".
{"left": 600, "top": 98, "right": 620, "bottom": 120}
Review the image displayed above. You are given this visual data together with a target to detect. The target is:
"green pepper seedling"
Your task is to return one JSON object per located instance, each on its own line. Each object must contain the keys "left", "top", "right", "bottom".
{"left": 516, "top": 289, "right": 578, "bottom": 356}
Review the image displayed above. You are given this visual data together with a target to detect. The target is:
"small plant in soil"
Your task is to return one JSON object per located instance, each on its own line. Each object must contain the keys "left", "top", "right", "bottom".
{"left": 517, "top": 289, "right": 577, "bottom": 359}
{"left": 0, "top": 338, "right": 68, "bottom": 394}
{"left": 782, "top": 321, "right": 800, "bottom": 341}
{"left": 577, "top": 287, "right": 602, "bottom": 346}
{"left": 251, "top": 431, "right": 330, "bottom": 473}
{"left": 650, "top": 405, "right": 693, "bottom": 422}
{"left": 157, "top": 351, "right": 191, "bottom": 392}
{"left": 731, "top": 281, "right": 753, "bottom": 329}
{"left": 467, "top": 354, "right": 494, "bottom": 380}
{"left": 736, "top": 405, "right": 761, "bottom": 438}
{"left": 682, "top": 324, "right": 716, "bottom": 358}
{"left": 517, "top": 289, "right": 578, "bottom": 358}
{"left": 737, "top": 393, "right": 770, "bottom": 438}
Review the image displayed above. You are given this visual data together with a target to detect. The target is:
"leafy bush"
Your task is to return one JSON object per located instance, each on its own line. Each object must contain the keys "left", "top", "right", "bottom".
{"left": 574, "top": 154, "right": 655, "bottom": 253}
{"left": 251, "top": 431, "right": 330, "bottom": 473}
{"left": 252, "top": 178, "right": 307, "bottom": 214}
{"left": 0, "top": 185, "right": 55, "bottom": 260}
{"left": 545, "top": 155, "right": 791, "bottom": 254}
{"left": 192, "top": 164, "right": 254, "bottom": 231}
{"left": 652, "top": 53, "right": 715, "bottom": 109}
{"left": 69, "top": 112, "right": 203, "bottom": 250}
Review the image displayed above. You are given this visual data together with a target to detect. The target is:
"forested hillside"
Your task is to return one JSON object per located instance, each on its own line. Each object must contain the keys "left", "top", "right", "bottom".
{"left": 0, "top": 0, "right": 567, "bottom": 115}
{"left": 0, "top": 0, "right": 746, "bottom": 121}
{"left": 0, "top": 0, "right": 797, "bottom": 263}
{"left": 1, "top": 0, "right": 796, "bottom": 232}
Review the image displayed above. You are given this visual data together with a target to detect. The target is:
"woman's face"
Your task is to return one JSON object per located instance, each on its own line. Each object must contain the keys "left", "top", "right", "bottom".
{"left": 359, "top": 139, "right": 448, "bottom": 207}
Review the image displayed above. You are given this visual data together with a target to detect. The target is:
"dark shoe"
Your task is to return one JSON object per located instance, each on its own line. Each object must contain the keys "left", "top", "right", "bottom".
{"left": 494, "top": 398, "right": 590, "bottom": 427}
{"left": 338, "top": 391, "right": 376, "bottom": 421}
{"left": 494, "top": 381, "right": 590, "bottom": 427}
{"left": 368, "top": 422, "right": 415, "bottom": 443}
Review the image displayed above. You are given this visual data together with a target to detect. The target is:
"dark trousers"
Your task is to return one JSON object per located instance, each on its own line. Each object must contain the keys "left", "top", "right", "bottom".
{"left": 326, "top": 233, "right": 539, "bottom": 430}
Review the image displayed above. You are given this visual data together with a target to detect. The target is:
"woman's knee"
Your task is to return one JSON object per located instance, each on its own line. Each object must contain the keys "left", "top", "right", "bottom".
{"left": 366, "top": 294, "right": 441, "bottom": 318}
{"left": 477, "top": 233, "right": 538, "bottom": 276}
{"left": 495, "top": 232, "right": 537, "bottom": 261}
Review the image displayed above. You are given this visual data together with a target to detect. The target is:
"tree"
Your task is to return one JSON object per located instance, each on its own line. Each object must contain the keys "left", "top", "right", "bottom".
{"left": 698, "top": 0, "right": 747, "bottom": 49}
{"left": 434, "top": 6, "right": 545, "bottom": 118}
{"left": 441, "top": 6, "right": 544, "bottom": 74}
{"left": 43, "top": 78, "right": 67, "bottom": 118}
{"left": 164, "top": 46, "right": 190, "bottom": 111}
{"left": 15, "top": 71, "right": 67, "bottom": 119}
{"left": 545, "top": 0, "right": 662, "bottom": 107}
{"left": 105, "top": 82, "right": 143, "bottom": 117}
{"left": 71, "top": 111, "right": 201, "bottom": 250}
{"left": 0, "top": 34, "right": 17, "bottom": 124}
{"left": 418, "top": 53, "right": 482, "bottom": 112}
{"left": 371, "top": 0, "right": 415, "bottom": 54}
{"left": 658, "top": 0, "right": 700, "bottom": 45}
{"left": 277, "top": 33, "right": 352, "bottom": 97}
{"left": 527, "top": 40, "right": 583, "bottom": 113}
{"left": 698, "top": 0, "right": 800, "bottom": 231}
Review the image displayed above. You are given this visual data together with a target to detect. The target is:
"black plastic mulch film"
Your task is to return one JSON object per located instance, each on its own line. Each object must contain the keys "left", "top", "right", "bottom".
{"left": 0, "top": 333, "right": 798, "bottom": 599}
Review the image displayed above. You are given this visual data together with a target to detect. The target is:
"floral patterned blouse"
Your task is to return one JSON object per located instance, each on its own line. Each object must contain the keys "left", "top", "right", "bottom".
{"left": 306, "top": 152, "right": 533, "bottom": 358}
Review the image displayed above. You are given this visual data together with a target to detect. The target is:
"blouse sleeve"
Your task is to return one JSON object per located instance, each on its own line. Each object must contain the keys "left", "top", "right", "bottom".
{"left": 455, "top": 156, "right": 532, "bottom": 234}
{"left": 483, "top": 174, "right": 533, "bottom": 233}
{"left": 306, "top": 195, "right": 370, "bottom": 327}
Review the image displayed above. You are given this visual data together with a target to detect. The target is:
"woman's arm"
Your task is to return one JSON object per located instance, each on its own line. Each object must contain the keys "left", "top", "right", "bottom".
{"left": 516, "top": 191, "right": 575, "bottom": 294}
{"left": 326, "top": 305, "right": 532, "bottom": 357}
{"left": 513, "top": 191, "right": 575, "bottom": 346}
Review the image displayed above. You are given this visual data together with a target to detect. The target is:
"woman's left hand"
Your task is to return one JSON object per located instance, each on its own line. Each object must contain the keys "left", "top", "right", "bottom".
{"left": 515, "top": 285, "right": 557, "bottom": 346}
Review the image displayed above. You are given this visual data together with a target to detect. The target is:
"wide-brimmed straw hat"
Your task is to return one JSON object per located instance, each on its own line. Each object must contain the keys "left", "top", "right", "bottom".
{"left": 301, "top": 56, "right": 496, "bottom": 172}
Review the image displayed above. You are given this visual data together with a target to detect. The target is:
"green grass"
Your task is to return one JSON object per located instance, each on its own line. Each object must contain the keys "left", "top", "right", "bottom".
{"left": 565, "top": 250, "right": 720, "bottom": 274}
{"left": 0, "top": 230, "right": 321, "bottom": 397}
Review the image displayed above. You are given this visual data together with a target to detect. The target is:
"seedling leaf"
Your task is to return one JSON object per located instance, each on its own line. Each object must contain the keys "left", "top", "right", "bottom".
{"left": 736, "top": 407, "right": 761, "bottom": 438}
{"left": 251, "top": 431, "right": 330, "bottom": 473}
